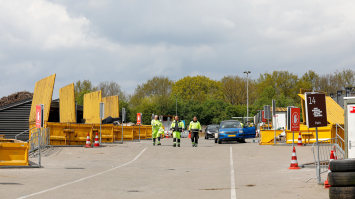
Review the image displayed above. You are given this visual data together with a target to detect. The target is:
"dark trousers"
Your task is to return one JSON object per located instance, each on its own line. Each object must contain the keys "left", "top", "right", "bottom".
{"left": 191, "top": 132, "right": 199, "bottom": 144}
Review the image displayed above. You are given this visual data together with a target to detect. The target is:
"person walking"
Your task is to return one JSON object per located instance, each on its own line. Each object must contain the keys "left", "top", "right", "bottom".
{"left": 170, "top": 116, "right": 184, "bottom": 147}
{"left": 189, "top": 116, "right": 202, "bottom": 147}
{"left": 151, "top": 115, "right": 163, "bottom": 146}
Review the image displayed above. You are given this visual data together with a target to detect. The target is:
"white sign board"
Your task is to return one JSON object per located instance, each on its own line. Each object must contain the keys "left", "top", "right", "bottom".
{"left": 348, "top": 105, "right": 355, "bottom": 158}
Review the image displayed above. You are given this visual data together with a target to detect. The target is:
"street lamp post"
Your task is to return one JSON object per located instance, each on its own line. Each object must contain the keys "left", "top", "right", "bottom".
{"left": 174, "top": 94, "right": 177, "bottom": 116}
{"left": 243, "top": 71, "right": 251, "bottom": 122}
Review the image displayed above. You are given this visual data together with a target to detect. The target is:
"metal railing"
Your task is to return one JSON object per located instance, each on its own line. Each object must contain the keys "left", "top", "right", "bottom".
{"left": 28, "top": 128, "right": 51, "bottom": 167}
{"left": 306, "top": 137, "right": 345, "bottom": 183}
{"left": 15, "top": 127, "right": 36, "bottom": 140}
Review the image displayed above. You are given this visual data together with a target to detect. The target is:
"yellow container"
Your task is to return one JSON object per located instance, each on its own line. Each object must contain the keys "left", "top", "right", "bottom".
{"left": 0, "top": 142, "right": 29, "bottom": 166}
{"left": 259, "top": 129, "right": 284, "bottom": 145}
{"left": 285, "top": 124, "right": 332, "bottom": 144}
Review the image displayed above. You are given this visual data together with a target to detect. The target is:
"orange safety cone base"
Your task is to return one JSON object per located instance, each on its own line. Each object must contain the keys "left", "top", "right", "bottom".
{"left": 84, "top": 145, "right": 92, "bottom": 148}
{"left": 324, "top": 179, "right": 331, "bottom": 189}
{"left": 94, "top": 133, "right": 100, "bottom": 147}
{"left": 288, "top": 166, "right": 300, "bottom": 170}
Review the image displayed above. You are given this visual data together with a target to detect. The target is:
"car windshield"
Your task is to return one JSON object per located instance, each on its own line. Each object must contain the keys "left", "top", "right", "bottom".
{"left": 220, "top": 121, "right": 241, "bottom": 129}
{"left": 208, "top": 126, "right": 219, "bottom": 130}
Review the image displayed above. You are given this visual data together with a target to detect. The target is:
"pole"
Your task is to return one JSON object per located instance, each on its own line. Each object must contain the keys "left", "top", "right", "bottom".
{"left": 292, "top": 131, "right": 294, "bottom": 148}
{"left": 316, "top": 127, "right": 320, "bottom": 184}
{"left": 121, "top": 122, "right": 123, "bottom": 143}
{"left": 38, "top": 128, "right": 41, "bottom": 167}
{"left": 100, "top": 118, "right": 102, "bottom": 145}
{"left": 139, "top": 124, "right": 141, "bottom": 142}
{"left": 272, "top": 115, "right": 276, "bottom": 145}
{"left": 247, "top": 73, "right": 249, "bottom": 121}
{"left": 175, "top": 95, "right": 177, "bottom": 116}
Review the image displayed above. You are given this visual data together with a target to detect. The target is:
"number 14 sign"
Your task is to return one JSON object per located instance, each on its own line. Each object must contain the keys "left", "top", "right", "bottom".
{"left": 305, "top": 93, "right": 328, "bottom": 128}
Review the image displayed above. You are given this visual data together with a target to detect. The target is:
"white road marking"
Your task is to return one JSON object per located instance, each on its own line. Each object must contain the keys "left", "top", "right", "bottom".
{"left": 17, "top": 148, "right": 148, "bottom": 199}
{"left": 230, "top": 146, "right": 236, "bottom": 199}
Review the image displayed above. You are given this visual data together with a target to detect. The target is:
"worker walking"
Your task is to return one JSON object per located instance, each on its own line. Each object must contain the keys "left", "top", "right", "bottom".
{"left": 170, "top": 116, "right": 184, "bottom": 147}
{"left": 189, "top": 116, "right": 202, "bottom": 147}
{"left": 151, "top": 115, "right": 163, "bottom": 146}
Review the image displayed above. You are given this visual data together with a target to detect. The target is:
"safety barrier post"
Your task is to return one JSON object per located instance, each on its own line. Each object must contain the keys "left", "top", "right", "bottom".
{"left": 38, "top": 128, "right": 41, "bottom": 167}
{"left": 316, "top": 127, "right": 320, "bottom": 184}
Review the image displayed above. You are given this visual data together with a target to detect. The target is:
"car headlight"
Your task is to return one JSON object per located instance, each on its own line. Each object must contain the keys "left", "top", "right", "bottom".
{"left": 239, "top": 130, "right": 243, "bottom": 133}
{"left": 219, "top": 131, "right": 225, "bottom": 134}
{"left": 207, "top": 131, "right": 211, "bottom": 134}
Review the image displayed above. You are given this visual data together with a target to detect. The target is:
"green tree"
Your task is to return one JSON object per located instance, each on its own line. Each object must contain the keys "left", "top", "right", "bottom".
{"left": 74, "top": 79, "right": 97, "bottom": 104}
{"left": 97, "top": 81, "right": 127, "bottom": 101}
{"left": 172, "top": 75, "right": 223, "bottom": 102}
{"left": 130, "top": 76, "right": 174, "bottom": 114}
{"left": 256, "top": 71, "right": 299, "bottom": 100}
{"left": 221, "top": 75, "right": 257, "bottom": 105}
{"left": 297, "top": 70, "right": 319, "bottom": 91}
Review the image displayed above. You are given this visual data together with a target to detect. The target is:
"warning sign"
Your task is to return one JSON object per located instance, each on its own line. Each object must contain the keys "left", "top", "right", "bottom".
{"left": 350, "top": 106, "right": 355, "bottom": 114}
{"left": 262, "top": 111, "right": 267, "bottom": 122}
{"left": 137, "top": 113, "right": 142, "bottom": 125}
{"left": 290, "top": 108, "right": 300, "bottom": 131}
{"left": 36, "top": 105, "right": 43, "bottom": 128}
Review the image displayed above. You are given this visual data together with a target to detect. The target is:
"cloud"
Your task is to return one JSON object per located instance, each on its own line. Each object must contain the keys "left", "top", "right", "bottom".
{"left": 1, "top": 0, "right": 355, "bottom": 99}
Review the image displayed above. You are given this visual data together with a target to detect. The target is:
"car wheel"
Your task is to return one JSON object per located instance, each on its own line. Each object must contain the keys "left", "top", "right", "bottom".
{"left": 329, "top": 187, "right": 355, "bottom": 199}
{"left": 206, "top": 136, "right": 209, "bottom": 140}
{"left": 218, "top": 139, "right": 222, "bottom": 144}
{"left": 214, "top": 138, "right": 217, "bottom": 143}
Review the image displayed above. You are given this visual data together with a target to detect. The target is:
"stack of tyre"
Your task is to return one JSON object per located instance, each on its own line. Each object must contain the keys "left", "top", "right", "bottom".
{"left": 328, "top": 159, "right": 355, "bottom": 198}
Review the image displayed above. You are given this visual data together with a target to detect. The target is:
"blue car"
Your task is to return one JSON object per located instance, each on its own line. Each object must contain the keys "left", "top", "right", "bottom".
{"left": 215, "top": 120, "right": 256, "bottom": 144}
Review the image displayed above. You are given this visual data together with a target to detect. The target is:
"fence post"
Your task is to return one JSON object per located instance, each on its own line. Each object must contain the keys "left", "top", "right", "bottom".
{"left": 316, "top": 127, "right": 320, "bottom": 184}
{"left": 38, "top": 128, "right": 41, "bottom": 167}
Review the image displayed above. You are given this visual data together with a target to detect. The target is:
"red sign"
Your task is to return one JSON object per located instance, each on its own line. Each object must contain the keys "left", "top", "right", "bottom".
{"left": 137, "top": 113, "right": 142, "bottom": 125}
{"left": 350, "top": 106, "right": 355, "bottom": 114}
{"left": 262, "top": 111, "right": 267, "bottom": 122}
{"left": 290, "top": 108, "right": 300, "bottom": 131}
{"left": 36, "top": 105, "right": 42, "bottom": 128}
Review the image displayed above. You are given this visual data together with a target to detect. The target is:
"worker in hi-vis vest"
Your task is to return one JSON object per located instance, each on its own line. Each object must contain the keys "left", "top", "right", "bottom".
{"left": 170, "top": 116, "right": 184, "bottom": 147}
{"left": 151, "top": 115, "right": 163, "bottom": 146}
{"left": 189, "top": 116, "right": 202, "bottom": 147}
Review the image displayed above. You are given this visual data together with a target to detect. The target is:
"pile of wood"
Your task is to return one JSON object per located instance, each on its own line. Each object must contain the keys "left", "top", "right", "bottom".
{"left": 0, "top": 91, "right": 33, "bottom": 107}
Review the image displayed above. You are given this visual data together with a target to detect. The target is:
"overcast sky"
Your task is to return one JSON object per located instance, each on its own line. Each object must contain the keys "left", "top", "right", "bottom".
{"left": 1, "top": 0, "right": 354, "bottom": 99}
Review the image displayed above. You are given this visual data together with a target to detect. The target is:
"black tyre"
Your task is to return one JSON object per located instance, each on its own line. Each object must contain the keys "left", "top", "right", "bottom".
{"left": 214, "top": 138, "right": 217, "bottom": 143}
{"left": 330, "top": 159, "right": 355, "bottom": 172}
{"left": 328, "top": 172, "right": 355, "bottom": 186}
{"left": 218, "top": 139, "right": 222, "bottom": 144}
{"left": 206, "top": 136, "right": 209, "bottom": 140}
{"left": 237, "top": 139, "right": 246, "bottom": 143}
{"left": 329, "top": 187, "right": 355, "bottom": 199}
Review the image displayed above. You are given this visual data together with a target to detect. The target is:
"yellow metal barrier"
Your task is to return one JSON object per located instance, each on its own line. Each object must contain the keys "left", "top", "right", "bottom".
{"left": 285, "top": 124, "right": 332, "bottom": 144}
{"left": 0, "top": 142, "right": 29, "bottom": 166}
{"left": 144, "top": 125, "right": 152, "bottom": 139}
{"left": 259, "top": 130, "right": 284, "bottom": 145}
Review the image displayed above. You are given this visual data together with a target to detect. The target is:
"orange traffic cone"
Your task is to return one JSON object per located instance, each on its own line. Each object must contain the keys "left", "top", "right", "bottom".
{"left": 166, "top": 132, "right": 169, "bottom": 138}
{"left": 324, "top": 150, "right": 335, "bottom": 189}
{"left": 188, "top": 132, "right": 191, "bottom": 138}
{"left": 297, "top": 132, "right": 303, "bottom": 146}
{"left": 255, "top": 130, "right": 259, "bottom": 138}
{"left": 94, "top": 132, "right": 100, "bottom": 147}
{"left": 84, "top": 133, "right": 91, "bottom": 148}
{"left": 333, "top": 146, "right": 337, "bottom": 160}
{"left": 289, "top": 147, "right": 300, "bottom": 169}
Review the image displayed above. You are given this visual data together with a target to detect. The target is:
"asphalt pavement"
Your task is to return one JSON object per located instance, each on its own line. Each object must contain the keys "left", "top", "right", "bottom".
{"left": 0, "top": 138, "right": 328, "bottom": 199}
